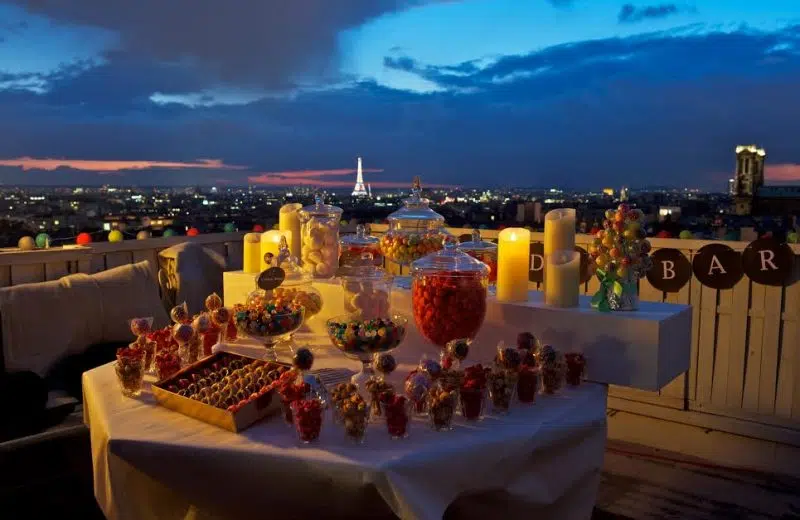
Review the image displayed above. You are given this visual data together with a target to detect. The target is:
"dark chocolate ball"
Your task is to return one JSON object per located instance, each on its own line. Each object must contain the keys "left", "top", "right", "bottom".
{"left": 293, "top": 348, "right": 315, "bottom": 370}
{"left": 448, "top": 339, "right": 470, "bottom": 361}
{"left": 502, "top": 348, "right": 522, "bottom": 370}
{"left": 375, "top": 353, "right": 397, "bottom": 374}
{"left": 421, "top": 359, "right": 442, "bottom": 378}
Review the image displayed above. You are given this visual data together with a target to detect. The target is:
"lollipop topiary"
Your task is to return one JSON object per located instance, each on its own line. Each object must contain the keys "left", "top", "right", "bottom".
{"left": 588, "top": 204, "right": 652, "bottom": 312}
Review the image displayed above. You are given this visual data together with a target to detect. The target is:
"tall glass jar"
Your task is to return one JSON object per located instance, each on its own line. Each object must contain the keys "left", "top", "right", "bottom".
{"left": 411, "top": 240, "right": 489, "bottom": 348}
{"left": 340, "top": 224, "right": 382, "bottom": 268}
{"left": 458, "top": 229, "right": 498, "bottom": 284}
{"left": 298, "top": 195, "right": 343, "bottom": 279}
{"left": 380, "top": 177, "right": 447, "bottom": 267}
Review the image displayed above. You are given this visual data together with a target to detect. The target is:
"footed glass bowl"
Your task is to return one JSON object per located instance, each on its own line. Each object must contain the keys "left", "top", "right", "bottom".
{"left": 234, "top": 305, "right": 305, "bottom": 358}
{"left": 326, "top": 313, "right": 407, "bottom": 389}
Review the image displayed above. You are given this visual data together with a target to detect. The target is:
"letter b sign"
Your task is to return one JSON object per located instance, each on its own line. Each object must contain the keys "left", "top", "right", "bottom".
{"left": 646, "top": 248, "right": 691, "bottom": 292}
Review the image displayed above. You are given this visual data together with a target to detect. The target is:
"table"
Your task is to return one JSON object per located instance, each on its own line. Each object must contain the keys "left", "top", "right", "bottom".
{"left": 83, "top": 333, "right": 607, "bottom": 520}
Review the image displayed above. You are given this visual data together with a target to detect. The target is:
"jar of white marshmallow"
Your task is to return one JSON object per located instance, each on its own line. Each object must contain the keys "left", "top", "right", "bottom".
{"left": 298, "top": 194, "right": 343, "bottom": 279}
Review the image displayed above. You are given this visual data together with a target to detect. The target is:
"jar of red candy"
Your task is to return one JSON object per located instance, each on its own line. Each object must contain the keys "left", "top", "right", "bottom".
{"left": 459, "top": 230, "right": 498, "bottom": 284}
{"left": 411, "top": 240, "right": 489, "bottom": 348}
{"left": 564, "top": 352, "right": 586, "bottom": 386}
{"left": 291, "top": 397, "right": 323, "bottom": 443}
{"left": 383, "top": 394, "right": 411, "bottom": 439}
{"left": 517, "top": 365, "right": 539, "bottom": 404}
{"left": 340, "top": 224, "right": 382, "bottom": 268}
{"left": 380, "top": 176, "right": 447, "bottom": 267}
{"left": 460, "top": 364, "right": 488, "bottom": 420}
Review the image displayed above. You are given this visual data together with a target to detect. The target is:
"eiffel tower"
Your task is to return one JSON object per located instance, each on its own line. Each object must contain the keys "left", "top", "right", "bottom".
{"left": 351, "top": 157, "right": 368, "bottom": 197}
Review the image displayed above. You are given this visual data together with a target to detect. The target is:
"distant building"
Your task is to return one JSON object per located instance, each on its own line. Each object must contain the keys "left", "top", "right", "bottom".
{"left": 732, "top": 145, "right": 800, "bottom": 216}
{"left": 352, "top": 157, "right": 368, "bottom": 197}
{"left": 728, "top": 178, "right": 735, "bottom": 195}
{"left": 602, "top": 188, "right": 614, "bottom": 197}
{"left": 620, "top": 187, "right": 629, "bottom": 202}
{"left": 658, "top": 206, "right": 681, "bottom": 222}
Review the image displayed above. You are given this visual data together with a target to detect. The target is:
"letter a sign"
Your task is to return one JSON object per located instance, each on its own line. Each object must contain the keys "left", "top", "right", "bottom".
{"left": 692, "top": 244, "right": 744, "bottom": 290}
{"left": 742, "top": 237, "right": 793, "bottom": 286}
{"left": 646, "top": 248, "right": 691, "bottom": 292}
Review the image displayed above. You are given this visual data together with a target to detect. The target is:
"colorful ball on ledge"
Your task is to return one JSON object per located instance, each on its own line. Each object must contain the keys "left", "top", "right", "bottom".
{"left": 679, "top": 230, "right": 693, "bottom": 239}
{"left": 187, "top": 227, "right": 200, "bottom": 237}
{"left": 76, "top": 232, "right": 93, "bottom": 245}
{"left": 788, "top": 231, "right": 798, "bottom": 244}
{"left": 108, "top": 230, "right": 124, "bottom": 242}
{"left": 35, "top": 233, "right": 50, "bottom": 248}
{"left": 252, "top": 224, "right": 264, "bottom": 233}
{"left": 136, "top": 230, "right": 151, "bottom": 240}
{"left": 18, "top": 236, "right": 35, "bottom": 250}
{"left": 223, "top": 222, "right": 236, "bottom": 233}
{"left": 163, "top": 229, "right": 177, "bottom": 238}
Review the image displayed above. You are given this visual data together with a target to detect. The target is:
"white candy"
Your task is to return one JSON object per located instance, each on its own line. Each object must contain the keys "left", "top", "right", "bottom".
{"left": 301, "top": 220, "right": 339, "bottom": 278}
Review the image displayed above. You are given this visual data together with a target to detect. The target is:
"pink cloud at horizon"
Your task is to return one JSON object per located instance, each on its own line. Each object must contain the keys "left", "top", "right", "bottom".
{"left": 0, "top": 157, "right": 247, "bottom": 172}
{"left": 765, "top": 163, "right": 800, "bottom": 183}
{"left": 249, "top": 172, "right": 457, "bottom": 189}
{"left": 253, "top": 168, "right": 384, "bottom": 179}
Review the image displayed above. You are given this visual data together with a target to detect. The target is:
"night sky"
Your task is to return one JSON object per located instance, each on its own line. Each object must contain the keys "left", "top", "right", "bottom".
{"left": 0, "top": 0, "right": 798, "bottom": 190}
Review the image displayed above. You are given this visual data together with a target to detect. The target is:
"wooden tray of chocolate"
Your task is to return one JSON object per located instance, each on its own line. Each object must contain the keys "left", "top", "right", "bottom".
{"left": 151, "top": 352, "right": 291, "bottom": 432}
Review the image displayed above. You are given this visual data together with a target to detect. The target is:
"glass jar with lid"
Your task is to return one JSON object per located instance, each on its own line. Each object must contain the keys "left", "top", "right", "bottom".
{"left": 458, "top": 229, "right": 498, "bottom": 283}
{"left": 298, "top": 194, "right": 343, "bottom": 279}
{"left": 340, "top": 253, "right": 392, "bottom": 319}
{"left": 246, "top": 237, "right": 323, "bottom": 321}
{"left": 380, "top": 176, "right": 447, "bottom": 266}
{"left": 339, "top": 224, "right": 382, "bottom": 268}
{"left": 410, "top": 239, "right": 489, "bottom": 348}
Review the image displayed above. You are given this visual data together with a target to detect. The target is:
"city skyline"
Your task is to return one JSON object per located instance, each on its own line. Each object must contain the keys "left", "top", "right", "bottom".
{"left": 0, "top": 1, "right": 798, "bottom": 189}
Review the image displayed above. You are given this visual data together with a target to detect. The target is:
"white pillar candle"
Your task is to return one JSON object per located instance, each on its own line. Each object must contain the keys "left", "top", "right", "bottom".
{"left": 260, "top": 230, "right": 291, "bottom": 270}
{"left": 543, "top": 208, "right": 576, "bottom": 292}
{"left": 545, "top": 250, "right": 580, "bottom": 307}
{"left": 497, "top": 227, "right": 531, "bottom": 302}
{"left": 279, "top": 203, "right": 303, "bottom": 261}
{"left": 242, "top": 233, "right": 261, "bottom": 274}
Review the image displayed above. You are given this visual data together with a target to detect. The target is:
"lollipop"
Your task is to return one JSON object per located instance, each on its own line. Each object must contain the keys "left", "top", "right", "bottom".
{"left": 448, "top": 339, "right": 469, "bottom": 361}
{"left": 374, "top": 353, "right": 397, "bottom": 376}
{"left": 211, "top": 307, "right": 231, "bottom": 327}
{"left": 420, "top": 358, "right": 442, "bottom": 379}
{"left": 205, "top": 293, "right": 223, "bottom": 311}
{"left": 172, "top": 323, "right": 195, "bottom": 344}
{"left": 130, "top": 317, "right": 153, "bottom": 337}
{"left": 193, "top": 313, "right": 211, "bottom": 334}
{"left": 170, "top": 302, "right": 190, "bottom": 324}
{"left": 293, "top": 347, "right": 315, "bottom": 371}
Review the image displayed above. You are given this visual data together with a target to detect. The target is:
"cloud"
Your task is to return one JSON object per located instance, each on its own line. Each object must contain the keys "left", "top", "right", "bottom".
{"left": 0, "top": 157, "right": 245, "bottom": 172}
{"left": 618, "top": 4, "right": 689, "bottom": 24}
{"left": 765, "top": 164, "right": 800, "bottom": 183}
{"left": 8, "top": 0, "right": 447, "bottom": 89}
{"left": 248, "top": 172, "right": 456, "bottom": 189}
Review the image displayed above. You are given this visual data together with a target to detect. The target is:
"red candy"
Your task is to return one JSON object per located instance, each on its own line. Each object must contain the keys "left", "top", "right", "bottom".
{"left": 292, "top": 399, "right": 323, "bottom": 443}
{"left": 466, "top": 251, "right": 497, "bottom": 283}
{"left": 517, "top": 366, "right": 538, "bottom": 403}
{"left": 412, "top": 271, "right": 487, "bottom": 347}
{"left": 460, "top": 364, "right": 488, "bottom": 420}
{"left": 154, "top": 350, "right": 181, "bottom": 381}
{"left": 383, "top": 395, "right": 410, "bottom": 438}
{"left": 202, "top": 324, "right": 220, "bottom": 356}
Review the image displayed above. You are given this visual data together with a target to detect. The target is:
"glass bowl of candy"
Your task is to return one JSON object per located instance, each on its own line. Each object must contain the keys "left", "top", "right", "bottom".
{"left": 325, "top": 314, "right": 408, "bottom": 389}
{"left": 248, "top": 237, "right": 324, "bottom": 321}
{"left": 233, "top": 302, "right": 306, "bottom": 357}
{"left": 340, "top": 224, "right": 383, "bottom": 268}
{"left": 411, "top": 240, "right": 489, "bottom": 348}
{"left": 379, "top": 176, "right": 447, "bottom": 268}
{"left": 339, "top": 259, "right": 392, "bottom": 320}
{"left": 459, "top": 229, "right": 497, "bottom": 284}
{"left": 298, "top": 194, "right": 343, "bottom": 279}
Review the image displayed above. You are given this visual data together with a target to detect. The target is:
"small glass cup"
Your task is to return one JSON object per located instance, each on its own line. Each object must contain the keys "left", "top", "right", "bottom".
{"left": 488, "top": 372, "right": 516, "bottom": 414}
{"left": 427, "top": 387, "right": 458, "bottom": 431}
{"left": 115, "top": 357, "right": 145, "bottom": 397}
{"left": 154, "top": 350, "right": 181, "bottom": 381}
{"left": 292, "top": 398, "right": 323, "bottom": 444}
{"left": 517, "top": 366, "right": 539, "bottom": 404}
{"left": 565, "top": 353, "right": 586, "bottom": 386}
{"left": 341, "top": 402, "right": 370, "bottom": 444}
{"left": 384, "top": 396, "right": 411, "bottom": 439}
{"left": 541, "top": 365, "right": 564, "bottom": 394}
{"left": 458, "top": 386, "right": 486, "bottom": 421}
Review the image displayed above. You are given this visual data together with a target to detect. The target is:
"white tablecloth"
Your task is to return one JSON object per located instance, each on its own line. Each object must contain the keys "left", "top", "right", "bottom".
{"left": 83, "top": 330, "right": 607, "bottom": 520}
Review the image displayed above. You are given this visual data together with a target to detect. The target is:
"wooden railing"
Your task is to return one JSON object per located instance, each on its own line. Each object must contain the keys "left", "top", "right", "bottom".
{"left": 2, "top": 226, "right": 799, "bottom": 448}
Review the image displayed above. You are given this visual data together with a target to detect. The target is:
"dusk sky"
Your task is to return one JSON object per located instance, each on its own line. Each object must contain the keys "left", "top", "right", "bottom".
{"left": 0, "top": 0, "right": 798, "bottom": 189}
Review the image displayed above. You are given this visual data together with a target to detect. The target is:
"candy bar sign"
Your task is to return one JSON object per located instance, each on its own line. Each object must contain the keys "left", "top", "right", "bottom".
{"left": 529, "top": 242, "right": 544, "bottom": 283}
{"left": 741, "top": 238, "right": 793, "bottom": 287}
{"left": 646, "top": 248, "right": 693, "bottom": 292}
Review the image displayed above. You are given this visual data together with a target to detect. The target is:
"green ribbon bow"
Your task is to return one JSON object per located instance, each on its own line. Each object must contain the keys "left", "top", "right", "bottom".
{"left": 591, "top": 268, "right": 624, "bottom": 313}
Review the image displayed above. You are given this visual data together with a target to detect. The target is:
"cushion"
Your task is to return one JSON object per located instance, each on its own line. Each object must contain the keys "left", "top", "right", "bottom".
{"left": 70, "top": 261, "right": 169, "bottom": 343}
{"left": 1, "top": 261, "right": 168, "bottom": 376}
{"left": 158, "top": 243, "right": 227, "bottom": 315}
{"left": 0, "top": 279, "right": 77, "bottom": 377}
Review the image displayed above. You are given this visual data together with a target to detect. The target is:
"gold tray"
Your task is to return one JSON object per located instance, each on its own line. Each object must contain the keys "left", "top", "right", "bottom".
{"left": 151, "top": 353, "right": 286, "bottom": 433}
